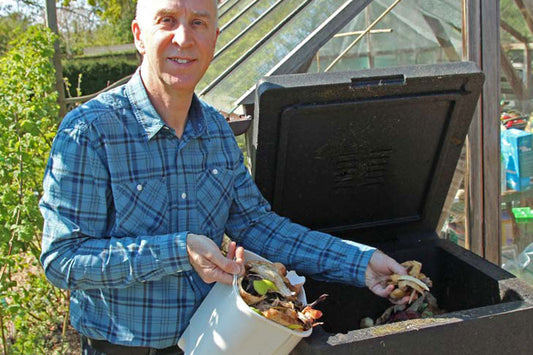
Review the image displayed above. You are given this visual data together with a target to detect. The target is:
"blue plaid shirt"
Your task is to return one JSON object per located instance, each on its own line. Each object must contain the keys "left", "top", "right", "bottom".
{"left": 39, "top": 70, "right": 375, "bottom": 348}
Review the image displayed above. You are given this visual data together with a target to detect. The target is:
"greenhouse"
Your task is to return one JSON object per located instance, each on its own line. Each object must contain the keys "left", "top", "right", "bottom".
{"left": 1, "top": 0, "right": 532, "bottom": 353}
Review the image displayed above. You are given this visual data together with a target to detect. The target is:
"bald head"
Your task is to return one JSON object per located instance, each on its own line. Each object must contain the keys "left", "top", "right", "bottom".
{"left": 135, "top": 0, "right": 219, "bottom": 27}
{"left": 131, "top": 0, "right": 220, "bottom": 98}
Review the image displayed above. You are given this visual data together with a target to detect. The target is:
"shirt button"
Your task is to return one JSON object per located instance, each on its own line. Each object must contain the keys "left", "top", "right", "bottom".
{"left": 136, "top": 184, "right": 143, "bottom": 191}
{"left": 212, "top": 168, "right": 218, "bottom": 175}
{"left": 181, "top": 192, "right": 187, "bottom": 199}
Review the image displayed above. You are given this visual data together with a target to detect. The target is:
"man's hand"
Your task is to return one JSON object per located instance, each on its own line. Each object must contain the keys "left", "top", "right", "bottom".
{"left": 186, "top": 234, "right": 244, "bottom": 285}
{"left": 365, "top": 250, "right": 409, "bottom": 304}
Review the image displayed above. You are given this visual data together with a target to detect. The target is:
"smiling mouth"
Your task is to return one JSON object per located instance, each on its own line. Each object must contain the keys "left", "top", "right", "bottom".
{"left": 169, "top": 58, "right": 194, "bottom": 64}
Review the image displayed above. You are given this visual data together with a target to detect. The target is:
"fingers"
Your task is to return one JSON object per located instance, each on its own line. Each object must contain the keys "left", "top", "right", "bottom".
{"left": 212, "top": 269, "right": 235, "bottom": 285}
{"left": 388, "top": 257, "right": 408, "bottom": 275}
{"left": 374, "top": 250, "right": 407, "bottom": 276}
{"left": 370, "top": 282, "right": 393, "bottom": 298}
{"left": 186, "top": 234, "right": 245, "bottom": 285}
{"left": 388, "top": 295, "right": 411, "bottom": 305}
{"left": 225, "top": 242, "right": 245, "bottom": 276}
{"left": 227, "top": 241, "right": 236, "bottom": 260}
{"left": 213, "top": 246, "right": 244, "bottom": 285}
{"left": 208, "top": 246, "right": 244, "bottom": 284}
{"left": 213, "top": 249, "right": 242, "bottom": 275}
{"left": 234, "top": 246, "right": 245, "bottom": 276}
{"left": 366, "top": 250, "right": 410, "bottom": 303}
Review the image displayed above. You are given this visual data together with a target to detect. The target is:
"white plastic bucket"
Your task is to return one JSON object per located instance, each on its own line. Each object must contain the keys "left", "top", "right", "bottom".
{"left": 178, "top": 251, "right": 311, "bottom": 355}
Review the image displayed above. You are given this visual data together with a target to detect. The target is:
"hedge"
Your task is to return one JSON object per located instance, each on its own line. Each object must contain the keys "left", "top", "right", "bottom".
{"left": 62, "top": 54, "right": 139, "bottom": 97}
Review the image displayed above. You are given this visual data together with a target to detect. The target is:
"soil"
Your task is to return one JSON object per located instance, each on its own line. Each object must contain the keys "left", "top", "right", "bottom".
{"left": 46, "top": 323, "right": 81, "bottom": 354}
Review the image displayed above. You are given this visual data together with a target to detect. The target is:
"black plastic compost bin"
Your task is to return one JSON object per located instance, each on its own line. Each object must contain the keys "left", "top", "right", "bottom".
{"left": 249, "top": 62, "right": 533, "bottom": 354}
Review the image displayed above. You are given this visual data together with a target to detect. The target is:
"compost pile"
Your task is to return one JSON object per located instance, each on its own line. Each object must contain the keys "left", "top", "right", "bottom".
{"left": 238, "top": 260, "right": 326, "bottom": 332}
{"left": 360, "top": 260, "right": 444, "bottom": 328}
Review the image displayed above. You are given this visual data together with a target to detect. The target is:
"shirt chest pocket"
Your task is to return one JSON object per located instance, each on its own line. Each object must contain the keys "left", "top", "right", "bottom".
{"left": 196, "top": 167, "right": 235, "bottom": 234}
{"left": 112, "top": 177, "right": 169, "bottom": 236}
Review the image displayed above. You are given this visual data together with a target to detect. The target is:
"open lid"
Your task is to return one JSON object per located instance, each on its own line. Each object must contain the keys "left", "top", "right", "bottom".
{"left": 251, "top": 62, "right": 484, "bottom": 238}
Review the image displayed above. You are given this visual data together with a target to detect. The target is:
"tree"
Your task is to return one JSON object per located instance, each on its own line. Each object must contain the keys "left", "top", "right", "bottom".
{"left": 0, "top": 3, "right": 41, "bottom": 55}
{"left": 0, "top": 13, "right": 26, "bottom": 55}
{"left": 1, "top": 0, "right": 135, "bottom": 58}
{"left": 84, "top": 0, "right": 136, "bottom": 43}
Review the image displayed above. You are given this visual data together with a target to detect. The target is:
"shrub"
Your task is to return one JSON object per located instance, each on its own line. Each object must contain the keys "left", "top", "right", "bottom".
{"left": 0, "top": 25, "right": 70, "bottom": 354}
{"left": 62, "top": 54, "right": 139, "bottom": 96}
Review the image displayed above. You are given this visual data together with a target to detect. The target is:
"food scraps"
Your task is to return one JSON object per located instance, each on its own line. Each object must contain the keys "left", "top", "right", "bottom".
{"left": 238, "top": 260, "right": 327, "bottom": 331}
{"left": 360, "top": 260, "right": 444, "bottom": 328}
{"left": 388, "top": 260, "right": 433, "bottom": 303}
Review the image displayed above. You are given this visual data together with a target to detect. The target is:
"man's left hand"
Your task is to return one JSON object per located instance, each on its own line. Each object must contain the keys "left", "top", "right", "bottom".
{"left": 365, "top": 250, "right": 409, "bottom": 304}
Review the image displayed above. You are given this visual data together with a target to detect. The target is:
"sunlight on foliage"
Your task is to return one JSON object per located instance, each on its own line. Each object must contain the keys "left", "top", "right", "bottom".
{"left": 0, "top": 25, "right": 70, "bottom": 355}
{"left": 0, "top": 25, "right": 58, "bottom": 256}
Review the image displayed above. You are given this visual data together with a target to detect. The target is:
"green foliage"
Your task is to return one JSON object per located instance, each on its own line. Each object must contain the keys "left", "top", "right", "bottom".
{"left": 63, "top": 54, "right": 139, "bottom": 96}
{"left": 0, "top": 25, "right": 68, "bottom": 354}
{"left": 0, "top": 24, "right": 58, "bottom": 255}
{"left": 59, "top": 13, "right": 134, "bottom": 56}
{"left": 87, "top": 0, "right": 136, "bottom": 20}
{"left": 501, "top": 0, "right": 530, "bottom": 42}
{"left": 86, "top": 0, "right": 137, "bottom": 41}
{"left": 1, "top": 254, "right": 71, "bottom": 355}
{"left": 0, "top": 12, "right": 30, "bottom": 56}
{"left": 2, "top": 1, "right": 134, "bottom": 57}
{"left": 86, "top": 22, "right": 134, "bottom": 48}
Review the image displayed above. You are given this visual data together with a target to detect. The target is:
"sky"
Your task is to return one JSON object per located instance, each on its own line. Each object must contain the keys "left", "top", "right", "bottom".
{"left": 0, "top": 0, "right": 41, "bottom": 15}
{"left": 0, "top": 0, "right": 48, "bottom": 25}
{"left": 0, "top": 0, "right": 31, "bottom": 9}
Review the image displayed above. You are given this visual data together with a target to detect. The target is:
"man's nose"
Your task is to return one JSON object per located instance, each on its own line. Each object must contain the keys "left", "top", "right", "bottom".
{"left": 173, "top": 24, "right": 193, "bottom": 47}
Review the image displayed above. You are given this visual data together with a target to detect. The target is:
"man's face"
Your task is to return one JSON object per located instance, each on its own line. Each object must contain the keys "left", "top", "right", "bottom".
{"left": 132, "top": 0, "right": 219, "bottom": 95}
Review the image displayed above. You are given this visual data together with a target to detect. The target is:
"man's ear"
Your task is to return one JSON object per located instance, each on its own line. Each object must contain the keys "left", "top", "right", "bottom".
{"left": 132, "top": 20, "right": 145, "bottom": 55}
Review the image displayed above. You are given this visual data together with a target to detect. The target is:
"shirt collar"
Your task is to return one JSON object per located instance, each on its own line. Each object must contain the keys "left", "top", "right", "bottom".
{"left": 126, "top": 69, "right": 207, "bottom": 141}
{"left": 183, "top": 94, "right": 208, "bottom": 140}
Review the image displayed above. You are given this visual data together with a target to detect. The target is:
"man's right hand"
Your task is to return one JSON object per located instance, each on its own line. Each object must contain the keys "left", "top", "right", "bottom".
{"left": 186, "top": 234, "right": 244, "bottom": 285}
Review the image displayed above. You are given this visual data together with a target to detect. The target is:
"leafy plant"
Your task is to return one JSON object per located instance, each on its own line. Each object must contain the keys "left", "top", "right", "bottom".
{"left": 0, "top": 25, "right": 69, "bottom": 354}
{"left": 63, "top": 54, "right": 138, "bottom": 96}
{"left": 85, "top": 0, "right": 137, "bottom": 42}
{"left": 0, "top": 12, "right": 29, "bottom": 56}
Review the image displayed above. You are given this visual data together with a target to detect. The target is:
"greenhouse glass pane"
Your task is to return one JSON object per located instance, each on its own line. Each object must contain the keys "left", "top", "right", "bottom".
{"left": 218, "top": 0, "right": 256, "bottom": 28}
{"left": 219, "top": 0, "right": 240, "bottom": 18}
{"left": 216, "top": 0, "right": 279, "bottom": 51}
{"left": 500, "top": 0, "right": 533, "bottom": 285}
{"left": 198, "top": 0, "right": 305, "bottom": 93}
{"left": 202, "top": 0, "right": 350, "bottom": 111}
{"left": 308, "top": 0, "right": 463, "bottom": 73}
{"left": 219, "top": 0, "right": 236, "bottom": 11}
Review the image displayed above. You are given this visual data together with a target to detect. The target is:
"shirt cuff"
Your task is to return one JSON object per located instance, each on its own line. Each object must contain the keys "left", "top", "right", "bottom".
{"left": 159, "top": 231, "right": 192, "bottom": 274}
{"left": 338, "top": 239, "right": 376, "bottom": 287}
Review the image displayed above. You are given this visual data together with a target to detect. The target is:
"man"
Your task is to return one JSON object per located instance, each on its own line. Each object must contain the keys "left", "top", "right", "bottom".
{"left": 40, "top": 0, "right": 407, "bottom": 353}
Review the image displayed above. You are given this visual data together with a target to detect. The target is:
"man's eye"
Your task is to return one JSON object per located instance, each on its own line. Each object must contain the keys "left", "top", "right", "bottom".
{"left": 161, "top": 16, "right": 174, "bottom": 24}
{"left": 192, "top": 19, "right": 206, "bottom": 26}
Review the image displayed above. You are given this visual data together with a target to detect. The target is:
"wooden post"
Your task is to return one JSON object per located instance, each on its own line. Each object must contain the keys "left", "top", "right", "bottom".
{"left": 45, "top": 0, "right": 66, "bottom": 118}
{"left": 365, "top": 7, "right": 375, "bottom": 69}
{"left": 514, "top": 0, "right": 533, "bottom": 35}
{"left": 500, "top": 44, "right": 527, "bottom": 101}
{"left": 464, "top": 0, "right": 501, "bottom": 265}
{"left": 423, "top": 14, "right": 461, "bottom": 62}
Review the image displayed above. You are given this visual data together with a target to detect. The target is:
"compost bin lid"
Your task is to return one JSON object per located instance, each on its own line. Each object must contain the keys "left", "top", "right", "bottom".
{"left": 251, "top": 62, "right": 484, "bottom": 238}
